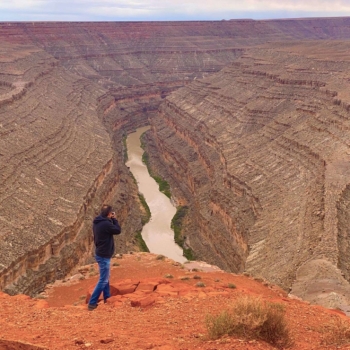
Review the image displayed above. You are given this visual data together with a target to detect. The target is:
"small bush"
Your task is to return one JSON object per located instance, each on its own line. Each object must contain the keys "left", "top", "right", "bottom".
{"left": 193, "top": 275, "right": 201, "bottom": 280}
{"left": 196, "top": 282, "right": 206, "bottom": 288}
{"left": 206, "top": 310, "right": 234, "bottom": 339}
{"left": 171, "top": 206, "right": 189, "bottom": 247}
{"left": 322, "top": 316, "right": 350, "bottom": 346}
{"left": 205, "top": 296, "right": 292, "bottom": 348}
{"left": 183, "top": 247, "right": 195, "bottom": 261}
{"left": 141, "top": 149, "right": 172, "bottom": 198}
{"left": 135, "top": 231, "right": 150, "bottom": 253}
{"left": 228, "top": 283, "right": 236, "bottom": 289}
{"left": 181, "top": 276, "right": 190, "bottom": 281}
{"left": 154, "top": 176, "right": 171, "bottom": 198}
{"left": 138, "top": 193, "right": 151, "bottom": 225}
{"left": 156, "top": 255, "right": 165, "bottom": 260}
{"left": 113, "top": 262, "right": 120, "bottom": 267}
{"left": 165, "top": 274, "right": 174, "bottom": 279}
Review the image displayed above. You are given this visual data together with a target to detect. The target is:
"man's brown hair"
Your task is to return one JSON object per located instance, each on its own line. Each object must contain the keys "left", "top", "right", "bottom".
{"left": 100, "top": 205, "right": 113, "bottom": 218}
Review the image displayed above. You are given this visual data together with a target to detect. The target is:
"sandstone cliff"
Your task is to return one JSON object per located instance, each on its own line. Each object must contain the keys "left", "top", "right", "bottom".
{"left": 145, "top": 41, "right": 350, "bottom": 307}
{"left": 0, "top": 44, "right": 144, "bottom": 295}
{"left": 0, "top": 22, "right": 243, "bottom": 295}
{"left": 2, "top": 19, "right": 350, "bottom": 298}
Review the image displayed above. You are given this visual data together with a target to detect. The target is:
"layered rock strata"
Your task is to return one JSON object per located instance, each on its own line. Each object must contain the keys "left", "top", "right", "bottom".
{"left": 146, "top": 41, "right": 350, "bottom": 307}
{"left": 0, "top": 44, "right": 143, "bottom": 295}
{"left": 3, "top": 19, "right": 350, "bottom": 297}
{"left": 0, "top": 22, "right": 244, "bottom": 295}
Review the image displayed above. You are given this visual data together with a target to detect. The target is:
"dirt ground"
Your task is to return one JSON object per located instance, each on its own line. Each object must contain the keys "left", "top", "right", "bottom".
{"left": 1, "top": 253, "right": 350, "bottom": 350}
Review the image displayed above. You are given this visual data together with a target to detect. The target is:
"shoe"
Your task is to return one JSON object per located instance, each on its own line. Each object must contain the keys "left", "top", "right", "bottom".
{"left": 87, "top": 304, "right": 98, "bottom": 311}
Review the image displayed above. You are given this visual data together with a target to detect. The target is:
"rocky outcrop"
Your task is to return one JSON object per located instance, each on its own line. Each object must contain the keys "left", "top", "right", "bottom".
{"left": 145, "top": 41, "right": 350, "bottom": 306}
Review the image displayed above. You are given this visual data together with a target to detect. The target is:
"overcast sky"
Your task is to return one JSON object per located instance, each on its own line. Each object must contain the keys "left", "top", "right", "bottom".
{"left": 0, "top": 0, "right": 349, "bottom": 22}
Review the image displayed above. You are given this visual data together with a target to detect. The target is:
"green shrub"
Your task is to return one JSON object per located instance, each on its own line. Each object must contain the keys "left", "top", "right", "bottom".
{"left": 171, "top": 206, "right": 188, "bottom": 246}
{"left": 135, "top": 231, "right": 150, "bottom": 252}
{"left": 141, "top": 150, "right": 150, "bottom": 167}
{"left": 228, "top": 283, "right": 236, "bottom": 289}
{"left": 183, "top": 247, "right": 195, "bottom": 261}
{"left": 142, "top": 151, "right": 171, "bottom": 198}
{"left": 206, "top": 310, "right": 234, "bottom": 339}
{"left": 153, "top": 175, "right": 171, "bottom": 198}
{"left": 171, "top": 206, "right": 195, "bottom": 261}
{"left": 138, "top": 193, "right": 151, "bottom": 225}
{"left": 205, "top": 296, "right": 292, "bottom": 348}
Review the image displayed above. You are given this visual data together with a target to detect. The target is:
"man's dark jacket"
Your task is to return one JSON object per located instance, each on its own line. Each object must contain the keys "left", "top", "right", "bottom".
{"left": 93, "top": 215, "right": 121, "bottom": 258}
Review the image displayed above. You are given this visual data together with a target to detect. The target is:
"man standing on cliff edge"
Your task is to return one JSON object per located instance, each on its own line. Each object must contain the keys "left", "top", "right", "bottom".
{"left": 88, "top": 204, "right": 121, "bottom": 311}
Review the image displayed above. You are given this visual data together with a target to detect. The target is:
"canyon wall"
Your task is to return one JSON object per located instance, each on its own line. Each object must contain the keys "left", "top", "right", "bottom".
{"left": 0, "top": 22, "right": 244, "bottom": 295}
{"left": 0, "top": 44, "right": 145, "bottom": 295}
{"left": 2, "top": 19, "right": 350, "bottom": 297}
{"left": 146, "top": 41, "right": 350, "bottom": 307}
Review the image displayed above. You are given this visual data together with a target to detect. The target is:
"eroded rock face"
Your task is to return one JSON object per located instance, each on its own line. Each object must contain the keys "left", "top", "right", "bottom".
{"left": 146, "top": 41, "right": 350, "bottom": 305}
{"left": 2, "top": 19, "right": 350, "bottom": 298}
{"left": 0, "top": 22, "right": 244, "bottom": 295}
{"left": 0, "top": 44, "right": 144, "bottom": 295}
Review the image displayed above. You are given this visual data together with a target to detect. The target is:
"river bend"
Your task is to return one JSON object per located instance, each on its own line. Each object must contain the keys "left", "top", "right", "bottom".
{"left": 126, "top": 127, "right": 186, "bottom": 263}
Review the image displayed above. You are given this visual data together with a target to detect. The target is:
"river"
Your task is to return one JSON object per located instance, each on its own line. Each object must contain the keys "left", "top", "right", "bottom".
{"left": 126, "top": 127, "right": 187, "bottom": 263}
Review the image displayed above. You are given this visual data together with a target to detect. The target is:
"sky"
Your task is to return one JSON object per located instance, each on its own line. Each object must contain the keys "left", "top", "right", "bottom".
{"left": 0, "top": 0, "right": 349, "bottom": 22}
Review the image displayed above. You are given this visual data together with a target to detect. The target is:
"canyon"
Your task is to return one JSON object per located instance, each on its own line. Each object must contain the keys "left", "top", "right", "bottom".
{"left": 2, "top": 19, "right": 350, "bottom": 306}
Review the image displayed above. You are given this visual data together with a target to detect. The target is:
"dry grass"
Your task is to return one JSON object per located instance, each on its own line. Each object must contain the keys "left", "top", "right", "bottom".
{"left": 205, "top": 295, "right": 292, "bottom": 348}
{"left": 321, "top": 316, "right": 350, "bottom": 346}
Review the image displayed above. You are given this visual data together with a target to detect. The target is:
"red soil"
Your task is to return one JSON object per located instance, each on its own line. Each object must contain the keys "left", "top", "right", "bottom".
{"left": 0, "top": 253, "right": 349, "bottom": 350}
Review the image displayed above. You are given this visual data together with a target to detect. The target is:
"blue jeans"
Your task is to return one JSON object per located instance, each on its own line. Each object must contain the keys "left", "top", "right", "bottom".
{"left": 88, "top": 255, "right": 111, "bottom": 305}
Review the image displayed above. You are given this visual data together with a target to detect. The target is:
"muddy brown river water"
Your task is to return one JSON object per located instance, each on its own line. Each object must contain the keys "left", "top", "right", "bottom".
{"left": 126, "top": 127, "right": 187, "bottom": 263}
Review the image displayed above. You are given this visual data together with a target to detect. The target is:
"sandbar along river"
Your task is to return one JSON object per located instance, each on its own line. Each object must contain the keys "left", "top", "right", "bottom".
{"left": 126, "top": 126, "right": 187, "bottom": 263}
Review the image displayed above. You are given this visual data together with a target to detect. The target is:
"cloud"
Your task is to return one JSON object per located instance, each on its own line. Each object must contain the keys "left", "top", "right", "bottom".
{"left": 245, "top": 0, "right": 350, "bottom": 12}
{"left": 1, "top": 0, "right": 350, "bottom": 21}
